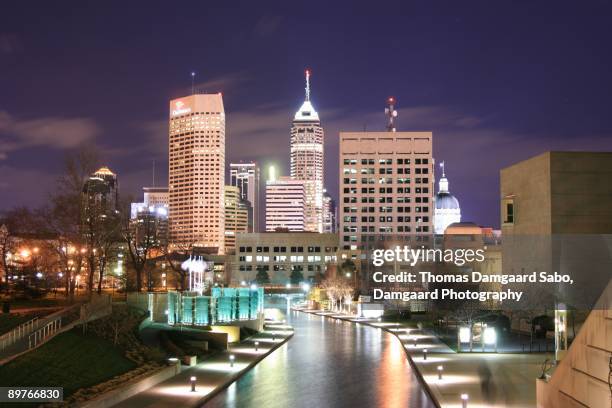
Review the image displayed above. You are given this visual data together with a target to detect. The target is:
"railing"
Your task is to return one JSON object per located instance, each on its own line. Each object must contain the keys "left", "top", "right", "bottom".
{"left": 0, "top": 317, "right": 40, "bottom": 352}
{"left": 28, "top": 318, "right": 62, "bottom": 349}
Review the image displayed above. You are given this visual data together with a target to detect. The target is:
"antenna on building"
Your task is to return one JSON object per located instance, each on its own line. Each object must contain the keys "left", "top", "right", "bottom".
{"left": 305, "top": 69, "right": 311, "bottom": 101}
{"left": 385, "top": 97, "right": 398, "bottom": 132}
{"left": 152, "top": 159, "right": 156, "bottom": 187}
{"left": 191, "top": 71, "right": 196, "bottom": 95}
{"left": 440, "top": 160, "right": 445, "bottom": 177}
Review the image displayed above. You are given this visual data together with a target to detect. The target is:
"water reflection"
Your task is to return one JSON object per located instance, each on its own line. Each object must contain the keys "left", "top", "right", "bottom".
{"left": 203, "top": 298, "right": 435, "bottom": 408}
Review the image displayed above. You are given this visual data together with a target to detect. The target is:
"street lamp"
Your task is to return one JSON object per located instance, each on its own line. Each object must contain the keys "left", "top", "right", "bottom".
{"left": 190, "top": 376, "right": 196, "bottom": 392}
{"left": 461, "top": 393, "right": 469, "bottom": 408}
{"left": 229, "top": 354, "right": 235, "bottom": 367}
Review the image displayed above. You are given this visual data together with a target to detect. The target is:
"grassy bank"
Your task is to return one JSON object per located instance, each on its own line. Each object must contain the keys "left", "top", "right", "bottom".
{"left": 0, "top": 328, "right": 137, "bottom": 397}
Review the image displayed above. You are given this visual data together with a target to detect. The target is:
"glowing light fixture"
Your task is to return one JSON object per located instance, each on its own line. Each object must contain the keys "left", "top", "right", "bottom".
{"left": 437, "top": 365, "right": 443, "bottom": 380}
{"left": 190, "top": 376, "right": 196, "bottom": 392}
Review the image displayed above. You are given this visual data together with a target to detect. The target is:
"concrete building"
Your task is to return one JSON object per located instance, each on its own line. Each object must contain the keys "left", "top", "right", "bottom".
{"left": 168, "top": 93, "right": 225, "bottom": 253}
{"left": 339, "top": 132, "right": 434, "bottom": 250}
{"left": 434, "top": 162, "right": 461, "bottom": 234}
{"left": 224, "top": 186, "right": 249, "bottom": 253}
{"left": 234, "top": 232, "right": 339, "bottom": 284}
{"left": 500, "top": 151, "right": 612, "bottom": 408}
{"left": 131, "top": 186, "right": 169, "bottom": 219}
{"left": 265, "top": 177, "right": 306, "bottom": 232}
{"left": 322, "top": 189, "right": 336, "bottom": 233}
{"left": 291, "top": 70, "right": 324, "bottom": 232}
{"left": 229, "top": 162, "right": 259, "bottom": 232}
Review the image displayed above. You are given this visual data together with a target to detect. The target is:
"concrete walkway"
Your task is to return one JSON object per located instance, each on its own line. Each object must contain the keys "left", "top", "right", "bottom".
{"left": 297, "top": 308, "right": 548, "bottom": 408}
{"left": 113, "top": 321, "right": 294, "bottom": 408}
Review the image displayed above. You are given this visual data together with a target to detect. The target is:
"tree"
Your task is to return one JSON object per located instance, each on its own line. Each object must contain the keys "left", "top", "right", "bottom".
{"left": 290, "top": 268, "right": 304, "bottom": 285}
{"left": 161, "top": 241, "right": 194, "bottom": 291}
{"left": 255, "top": 268, "right": 270, "bottom": 285}
{"left": 48, "top": 147, "right": 100, "bottom": 296}
{"left": 121, "top": 201, "right": 160, "bottom": 292}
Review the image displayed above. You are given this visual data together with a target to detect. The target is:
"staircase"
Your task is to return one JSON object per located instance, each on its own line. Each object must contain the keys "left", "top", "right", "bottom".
{"left": 537, "top": 279, "right": 612, "bottom": 408}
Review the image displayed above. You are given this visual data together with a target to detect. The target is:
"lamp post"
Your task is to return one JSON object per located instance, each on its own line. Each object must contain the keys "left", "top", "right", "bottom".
{"left": 461, "top": 393, "right": 469, "bottom": 408}
{"left": 190, "top": 376, "right": 196, "bottom": 392}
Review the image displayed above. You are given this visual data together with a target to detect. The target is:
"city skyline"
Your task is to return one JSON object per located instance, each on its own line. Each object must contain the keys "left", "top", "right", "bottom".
{"left": 2, "top": 1, "right": 612, "bottom": 229}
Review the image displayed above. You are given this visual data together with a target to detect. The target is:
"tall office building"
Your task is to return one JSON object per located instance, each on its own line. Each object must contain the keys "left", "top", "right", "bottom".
{"left": 224, "top": 186, "right": 249, "bottom": 253}
{"left": 290, "top": 70, "right": 324, "bottom": 232}
{"left": 322, "top": 189, "right": 336, "bottom": 233}
{"left": 265, "top": 177, "right": 306, "bottom": 232}
{"left": 82, "top": 166, "right": 119, "bottom": 213}
{"left": 229, "top": 162, "right": 259, "bottom": 232}
{"left": 168, "top": 93, "right": 225, "bottom": 253}
{"left": 339, "top": 132, "right": 434, "bottom": 250}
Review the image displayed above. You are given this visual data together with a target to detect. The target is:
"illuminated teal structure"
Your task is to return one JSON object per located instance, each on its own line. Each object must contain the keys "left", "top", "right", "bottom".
{"left": 166, "top": 287, "right": 264, "bottom": 326}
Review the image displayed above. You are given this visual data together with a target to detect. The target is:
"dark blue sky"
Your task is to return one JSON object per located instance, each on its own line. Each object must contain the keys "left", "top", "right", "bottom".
{"left": 1, "top": 0, "right": 611, "bottom": 227}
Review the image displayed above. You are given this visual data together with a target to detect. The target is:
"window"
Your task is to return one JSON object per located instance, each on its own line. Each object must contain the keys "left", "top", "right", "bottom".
{"left": 503, "top": 197, "right": 515, "bottom": 224}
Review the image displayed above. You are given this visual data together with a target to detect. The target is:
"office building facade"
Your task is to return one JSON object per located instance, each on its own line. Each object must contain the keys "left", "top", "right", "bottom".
{"left": 168, "top": 94, "right": 225, "bottom": 253}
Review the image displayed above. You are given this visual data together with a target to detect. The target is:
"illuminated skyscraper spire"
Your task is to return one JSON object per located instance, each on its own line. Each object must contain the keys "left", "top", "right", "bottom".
{"left": 305, "top": 69, "right": 311, "bottom": 101}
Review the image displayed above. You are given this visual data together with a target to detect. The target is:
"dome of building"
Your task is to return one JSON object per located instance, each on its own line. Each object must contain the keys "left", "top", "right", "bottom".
{"left": 434, "top": 161, "right": 462, "bottom": 235}
{"left": 435, "top": 191, "right": 460, "bottom": 210}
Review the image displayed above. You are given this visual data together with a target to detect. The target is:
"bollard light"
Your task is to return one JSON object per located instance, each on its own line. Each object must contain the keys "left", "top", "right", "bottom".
{"left": 413, "top": 336, "right": 418, "bottom": 347}
{"left": 229, "top": 354, "right": 235, "bottom": 367}
{"left": 423, "top": 348, "right": 428, "bottom": 360}
{"left": 190, "top": 376, "right": 196, "bottom": 392}
{"left": 437, "top": 365, "right": 443, "bottom": 380}
{"left": 377, "top": 317, "right": 382, "bottom": 322}
{"left": 461, "top": 393, "right": 469, "bottom": 408}
{"left": 272, "top": 333, "right": 276, "bottom": 341}
{"left": 255, "top": 341, "right": 259, "bottom": 351}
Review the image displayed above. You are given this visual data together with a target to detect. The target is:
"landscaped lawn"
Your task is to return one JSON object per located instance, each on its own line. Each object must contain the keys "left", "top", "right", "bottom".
{"left": 0, "top": 328, "right": 137, "bottom": 397}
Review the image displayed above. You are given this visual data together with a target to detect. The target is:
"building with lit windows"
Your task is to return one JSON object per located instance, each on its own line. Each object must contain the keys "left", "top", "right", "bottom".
{"left": 234, "top": 232, "right": 339, "bottom": 284}
{"left": 229, "top": 162, "right": 260, "bottom": 232}
{"left": 224, "top": 185, "right": 250, "bottom": 253}
{"left": 290, "top": 70, "right": 324, "bottom": 232}
{"left": 82, "top": 166, "right": 119, "bottom": 214}
{"left": 339, "top": 132, "right": 434, "bottom": 250}
{"left": 168, "top": 93, "right": 225, "bottom": 253}
{"left": 265, "top": 177, "right": 305, "bottom": 232}
{"left": 322, "top": 189, "right": 336, "bottom": 233}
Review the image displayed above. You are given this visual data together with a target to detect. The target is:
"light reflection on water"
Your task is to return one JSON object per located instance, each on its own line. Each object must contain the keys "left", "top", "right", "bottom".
{"left": 203, "top": 298, "right": 435, "bottom": 408}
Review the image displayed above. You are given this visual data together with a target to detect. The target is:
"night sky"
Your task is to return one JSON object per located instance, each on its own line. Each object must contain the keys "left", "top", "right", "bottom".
{"left": 1, "top": 0, "right": 611, "bottom": 227}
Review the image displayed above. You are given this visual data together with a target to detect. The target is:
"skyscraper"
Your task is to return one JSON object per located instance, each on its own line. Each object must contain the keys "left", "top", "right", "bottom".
{"left": 265, "top": 177, "right": 306, "bottom": 232}
{"left": 339, "top": 132, "right": 434, "bottom": 250}
{"left": 290, "top": 70, "right": 324, "bottom": 233}
{"left": 229, "top": 162, "right": 259, "bottom": 232}
{"left": 322, "top": 189, "right": 336, "bottom": 233}
{"left": 82, "top": 166, "right": 119, "bottom": 213}
{"left": 168, "top": 93, "right": 225, "bottom": 253}
{"left": 224, "top": 186, "right": 249, "bottom": 253}
{"left": 434, "top": 161, "right": 461, "bottom": 234}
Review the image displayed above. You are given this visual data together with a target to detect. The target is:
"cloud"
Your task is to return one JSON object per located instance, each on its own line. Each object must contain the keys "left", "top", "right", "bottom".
{"left": 253, "top": 16, "right": 283, "bottom": 37}
{"left": 0, "top": 34, "right": 22, "bottom": 54}
{"left": 192, "top": 72, "right": 250, "bottom": 95}
{"left": 0, "top": 110, "right": 99, "bottom": 160}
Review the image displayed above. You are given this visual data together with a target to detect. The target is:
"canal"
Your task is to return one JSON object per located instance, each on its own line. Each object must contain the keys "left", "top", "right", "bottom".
{"left": 204, "top": 296, "right": 436, "bottom": 408}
